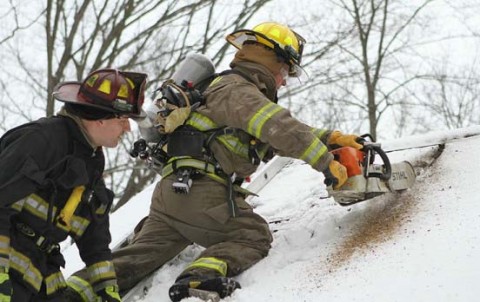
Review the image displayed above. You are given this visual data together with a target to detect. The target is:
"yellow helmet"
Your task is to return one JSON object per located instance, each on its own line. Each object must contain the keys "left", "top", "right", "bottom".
{"left": 226, "top": 22, "right": 306, "bottom": 77}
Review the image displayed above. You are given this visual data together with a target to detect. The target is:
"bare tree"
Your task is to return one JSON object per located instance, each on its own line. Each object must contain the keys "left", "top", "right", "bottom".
{"left": 1, "top": 0, "right": 272, "bottom": 209}
{"left": 0, "top": 0, "right": 43, "bottom": 131}
{"left": 4, "top": 0, "right": 479, "bottom": 209}
{"left": 415, "top": 64, "right": 480, "bottom": 131}
{"left": 286, "top": 0, "right": 436, "bottom": 140}
{"left": 338, "top": 0, "right": 436, "bottom": 139}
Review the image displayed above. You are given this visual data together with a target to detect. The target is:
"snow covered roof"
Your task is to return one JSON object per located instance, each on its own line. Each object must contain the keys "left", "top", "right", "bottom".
{"left": 62, "top": 125, "right": 480, "bottom": 302}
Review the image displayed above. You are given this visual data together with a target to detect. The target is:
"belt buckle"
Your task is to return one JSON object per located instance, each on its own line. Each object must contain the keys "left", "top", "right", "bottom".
{"left": 36, "top": 236, "right": 60, "bottom": 254}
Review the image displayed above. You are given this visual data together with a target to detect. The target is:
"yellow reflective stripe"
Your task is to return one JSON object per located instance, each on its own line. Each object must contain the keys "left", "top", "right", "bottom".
{"left": 95, "top": 203, "right": 108, "bottom": 215}
{"left": 87, "top": 261, "right": 116, "bottom": 285}
{"left": 11, "top": 199, "right": 25, "bottom": 212}
{"left": 187, "top": 112, "right": 252, "bottom": 159}
{"left": 311, "top": 128, "right": 328, "bottom": 139}
{"left": 69, "top": 216, "right": 90, "bottom": 238}
{"left": 21, "top": 194, "right": 66, "bottom": 231}
{"left": 10, "top": 248, "right": 43, "bottom": 291}
{"left": 45, "top": 271, "right": 67, "bottom": 295}
{"left": 209, "top": 76, "right": 223, "bottom": 87}
{"left": 0, "top": 236, "right": 9, "bottom": 258}
{"left": 0, "top": 258, "right": 8, "bottom": 268}
{"left": 92, "top": 279, "right": 118, "bottom": 294}
{"left": 247, "top": 103, "right": 283, "bottom": 138}
{"left": 23, "top": 194, "right": 57, "bottom": 221}
{"left": 67, "top": 276, "right": 96, "bottom": 302}
{"left": 12, "top": 194, "right": 90, "bottom": 235}
{"left": 186, "top": 112, "right": 219, "bottom": 131}
{"left": 299, "top": 139, "right": 328, "bottom": 166}
{"left": 186, "top": 257, "right": 228, "bottom": 276}
{"left": 216, "top": 135, "right": 250, "bottom": 159}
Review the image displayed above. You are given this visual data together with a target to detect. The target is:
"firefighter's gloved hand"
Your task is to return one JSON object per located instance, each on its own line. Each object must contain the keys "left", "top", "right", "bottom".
{"left": 0, "top": 267, "right": 12, "bottom": 302}
{"left": 328, "top": 131, "right": 363, "bottom": 150}
{"left": 323, "top": 160, "right": 347, "bottom": 190}
{"left": 96, "top": 285, "right": 121, "bottom": 302}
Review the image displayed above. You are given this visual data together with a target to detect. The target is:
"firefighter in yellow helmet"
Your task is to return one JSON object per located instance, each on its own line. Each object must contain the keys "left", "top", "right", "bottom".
{"left": 0, "top": 68, "right": 147, "bottom": 301}
{"left": 75, "top": 22, "right": 361, "bottom": 301}
{"left": 227, "top": 21, "right": 306, "bottom": 78}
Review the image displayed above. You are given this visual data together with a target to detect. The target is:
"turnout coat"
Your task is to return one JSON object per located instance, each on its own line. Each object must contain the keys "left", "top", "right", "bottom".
{"left": 0, "top": 116, "right": 117, "bottom": 296}
{"left": 110, "top": 60, "right": 337, "bottom": 291}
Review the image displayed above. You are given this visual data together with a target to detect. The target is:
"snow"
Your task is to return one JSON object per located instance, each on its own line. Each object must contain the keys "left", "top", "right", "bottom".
{"left": 62, "top": 126, "right": 480, "bottom": 302}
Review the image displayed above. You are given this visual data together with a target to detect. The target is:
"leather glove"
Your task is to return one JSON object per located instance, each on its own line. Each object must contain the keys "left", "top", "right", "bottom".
{"left": 323, "top": 160, "right": 348, "bottom": 190}
{"left": 0, "top": 267, "right": 12, "bottom": 302}
{"left": 96, "top": 285, "right": 121, "bottom": 302}
{"left": 328, "top": 131, "right": 363, "bottom": 150}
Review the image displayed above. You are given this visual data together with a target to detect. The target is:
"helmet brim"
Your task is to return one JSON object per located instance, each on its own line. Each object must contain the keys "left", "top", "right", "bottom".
{"left": 53, "top": 82, "right": 145, "bottom": 118}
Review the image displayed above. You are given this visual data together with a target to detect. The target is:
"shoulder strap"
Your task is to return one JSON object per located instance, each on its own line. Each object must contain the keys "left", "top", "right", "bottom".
{"left": 218, "top": 69, "right": 254, "bottom": 84}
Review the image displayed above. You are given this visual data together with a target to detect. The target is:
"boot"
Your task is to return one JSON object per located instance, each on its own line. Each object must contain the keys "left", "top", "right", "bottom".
{"left": 168, "top": 274, "right": 241, "bottom": 302}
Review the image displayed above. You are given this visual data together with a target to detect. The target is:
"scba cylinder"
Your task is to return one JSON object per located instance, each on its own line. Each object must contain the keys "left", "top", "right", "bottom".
{"left": 135, "top": 53, "right": 216, "bottom": 143}
{"left": 171, "top": 53, "right": 216, "bottom": 89}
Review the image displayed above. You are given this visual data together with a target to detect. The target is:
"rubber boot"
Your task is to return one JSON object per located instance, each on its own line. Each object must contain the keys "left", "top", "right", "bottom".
{"left": 168, "top": 274, "right": 240, "bottom": 302}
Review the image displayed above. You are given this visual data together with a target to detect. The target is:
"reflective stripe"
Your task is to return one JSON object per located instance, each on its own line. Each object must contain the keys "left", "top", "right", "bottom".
{"left": 44, "top": 271, "right": 67, "bottom": 295}
{"left": 0, "top": 258, "right": 8, "bottom": 268}
{"left": 299, "top": 139, "right": 328, "bottom": 166}
{"left": 187, "top": 112, "right": 262, "bottom": 161}
{"left": 0, "top": 236, "right": 9, "bottom": 259}
{"left": 23, "top": 194, "right": 56, "bottom": 221}
{"left": 69, "top": 216, "right": 91, "bottom": 238}
{"left": 11, "top": 199, "right": 25, "bottom": 212}
{"left": 87, "top": 261, "right": 116, "bottom": 285}
{"left": 95, "top": 203, "right": 108, "bottom": 215}
{"left": 209, "top": 76, "right": 223, "bottom": 87}
{"left": 216, "top": 135, "right": 250, "bottom": 159}
{"left": 67, "top": 276, "right": 96, "bottom": 302}
{"left": 256, "top": 143, "right": 271, "bottom": 159}
{"left": 247, "top": 103, "right": 283, "bottom": 138}
{"left": 11, "top": 194, "right": 90, "bottom": 237}
{"left": 186, "top": 257, "right": 228, "bottom": 276}
{"left": 311, "top": 128, "right": 328, "bottom": 139}
{"left": 10, "top": 248, "right": 43, "bottom": 291}
{"left": 186, "top": 112, "right": 219, "bottom": 131}
{"left": 92, "top": 279, "right": 118, "bottom": 293}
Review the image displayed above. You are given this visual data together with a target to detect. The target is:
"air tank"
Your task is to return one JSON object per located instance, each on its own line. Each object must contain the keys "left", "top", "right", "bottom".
{"left": 135, "top": 53, "right": 216, "bottom": 143}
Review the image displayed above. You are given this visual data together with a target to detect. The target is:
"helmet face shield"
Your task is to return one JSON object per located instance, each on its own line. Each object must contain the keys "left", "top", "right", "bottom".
{"left": 226, "top": 22, "right": 306, "bottom": 77}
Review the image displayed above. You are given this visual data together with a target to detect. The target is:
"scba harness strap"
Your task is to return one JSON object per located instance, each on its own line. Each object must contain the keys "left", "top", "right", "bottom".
{"left": 161, "top": 158, "right": 254, "bottom": 197}
{"left": 14, "top": 222, "right": 60, "bottom": 255}
{"left": 161, "top": 158, "right": 255, "bottom": 218}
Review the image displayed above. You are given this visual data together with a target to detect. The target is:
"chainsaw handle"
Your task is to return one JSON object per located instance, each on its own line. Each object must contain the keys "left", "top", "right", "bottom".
{"left": 362, "top": 143, "right": 391, "bottom": 181}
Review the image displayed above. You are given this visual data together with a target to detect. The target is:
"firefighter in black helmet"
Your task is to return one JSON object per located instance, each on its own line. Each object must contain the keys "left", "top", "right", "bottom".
{"left": 0, "top": 68, "right": 147, "bottom": 301}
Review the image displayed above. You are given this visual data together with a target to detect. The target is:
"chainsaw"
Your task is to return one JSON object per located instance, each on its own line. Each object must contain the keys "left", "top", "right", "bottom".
{"left": 326, "top": 142, "right": 416, "bottom": 206}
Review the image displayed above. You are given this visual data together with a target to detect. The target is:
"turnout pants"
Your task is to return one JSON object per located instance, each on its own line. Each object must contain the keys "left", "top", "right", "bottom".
{"left": 113, "top": 174, "right": 273, "bottom": 292}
